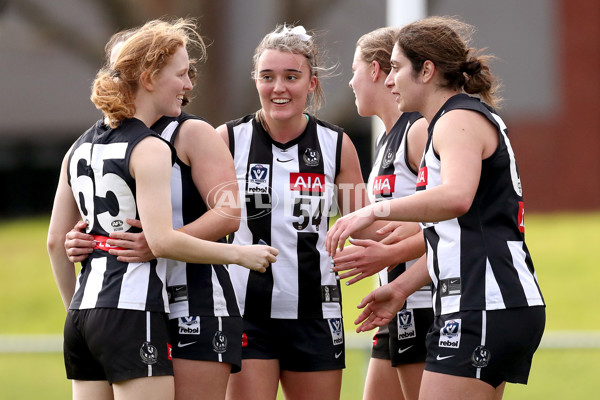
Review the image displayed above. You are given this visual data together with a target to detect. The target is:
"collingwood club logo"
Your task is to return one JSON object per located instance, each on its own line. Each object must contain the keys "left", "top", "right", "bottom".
{"left": 303, "top": 148, "right": 320, "bottom": 167}
{"left": 140, "top": 341, "right": 158, "bottom": 365}
{"left": 213, "top": 331, "right": 227, "bottom": 353}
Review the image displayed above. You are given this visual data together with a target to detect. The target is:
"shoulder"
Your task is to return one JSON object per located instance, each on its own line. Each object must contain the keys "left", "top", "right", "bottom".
{"left": 315, "top": 117, "right": 343, "bottom": 135}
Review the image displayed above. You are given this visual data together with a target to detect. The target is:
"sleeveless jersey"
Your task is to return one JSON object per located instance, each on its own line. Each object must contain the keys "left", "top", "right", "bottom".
{"left": 151, "top": 112, "right": 241, "bottom": 319}
{"left": 67, "top": 118, "right": 172, "bottom": 312}
{"left": 226, "top": 114, "right": 343, "bottom": 319}
{"left": 366, "top": 112, "right": 431, "bottom": 309}
{"left": 416, "top": 94, "right": 545, "bottom": 316}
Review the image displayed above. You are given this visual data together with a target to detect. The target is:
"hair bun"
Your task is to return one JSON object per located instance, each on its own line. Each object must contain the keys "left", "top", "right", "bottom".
{"left": 461, "top": 58, "right": 482, "bottom": 75}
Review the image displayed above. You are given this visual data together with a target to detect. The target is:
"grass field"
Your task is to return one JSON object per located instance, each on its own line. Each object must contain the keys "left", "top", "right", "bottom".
{"left": 1, "top": 212, "right": 599, "bottom": 399}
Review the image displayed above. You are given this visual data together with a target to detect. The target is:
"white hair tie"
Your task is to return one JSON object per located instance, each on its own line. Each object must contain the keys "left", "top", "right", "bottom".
{"left": 282, "top": 24, "right": 311, "bottom": 41}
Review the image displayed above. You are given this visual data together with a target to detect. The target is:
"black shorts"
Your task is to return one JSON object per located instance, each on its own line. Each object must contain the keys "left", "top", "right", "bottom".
{"left": 371, "top": 308, "right": 433, "bottom": 366}
{"left": 241, "top": 317, "right": 345, "bottom": 372}
{"left": 370, "top": 325, "right": 390, "bottom": 360}
{"left": 425, "top": 306, "right": 546, "bottom": 388}
{"left": 64, "top": 308, "right": 173, "bottom": 384}
{"left": 168, "top": 315, "right": 243, "bottom": 373}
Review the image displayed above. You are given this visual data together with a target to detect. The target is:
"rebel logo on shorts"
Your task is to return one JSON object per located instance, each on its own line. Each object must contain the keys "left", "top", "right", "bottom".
{"left": 416, "top": 166, "right": 428, "bottom": 187}
{"left": 241, "top": 332, "right": 248, "bottom": 348}
{"left": 178, "top": 316, "right": 200, "bottom": 335}
{"left": 328, "top": 318, "right": 344, "bottom": 346}
{"left": 396, "top": 309, "right": 416, "bottom": 341}
{"left": 372, "top": 175, "right": 395, "bottom": 196}
{"left": 140, "top": 341, "right": 158, "bottom": 365}
{"left": 439, "top": 319, "right": 461, "bottom": 349}
{"left": 290, "top": 172, "right": 325, "bottom": 195}
{"left": 212, "top": 330, "right": 227, "bottom": 354}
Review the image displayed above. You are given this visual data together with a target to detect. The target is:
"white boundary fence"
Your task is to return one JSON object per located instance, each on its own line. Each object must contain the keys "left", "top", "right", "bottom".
{"left": 1, "top": 331, "right": 600, "bottom": 354}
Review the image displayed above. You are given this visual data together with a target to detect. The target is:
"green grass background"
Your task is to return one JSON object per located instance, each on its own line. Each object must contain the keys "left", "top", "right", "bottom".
{"left": 1, "top": 212, "right": 598, "bottom": 399}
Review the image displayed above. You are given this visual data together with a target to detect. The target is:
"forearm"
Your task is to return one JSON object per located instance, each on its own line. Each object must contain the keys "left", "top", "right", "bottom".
{"left": 390, "top": 255, "right": 431, "bottom": 299}
{"left": 47, "top": 234, "right": 76, "bottom": 310}
{"left": 372, "top": 186, "right": 468, "bottom": 223}
{"left": 148, "top": 229, "right": 242, "bottom": 265}
{"left": 179, "top": 207, "right": 239, "bottom": 242}
{"left": 385, "top": 232, "right": 426, "bottom": 266}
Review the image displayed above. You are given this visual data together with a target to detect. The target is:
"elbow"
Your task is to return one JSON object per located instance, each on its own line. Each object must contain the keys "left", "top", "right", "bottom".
{"left": 226, "top": 216, "right": 240, "bottom": 235}
{"left": 146, "top": 236, "right": 169, "bottom": 259}
{"left": 447, "top": 194, "right": 473, "bottom": 218}
{"left": 47, "top": 233, "right": 64, "bottom": 256}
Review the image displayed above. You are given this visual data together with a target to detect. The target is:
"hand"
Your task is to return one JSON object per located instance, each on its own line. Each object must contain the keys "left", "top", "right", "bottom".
{"left": 108, "top": 219, "right": 155, "bottom": 263}
{"left": 326, "top": 205, "right": 377, "bottom": 257}
{"left": 354, "top": 283, "right": 407, "bottom": 333}
{"left": 64, "top": 221, "right": 94, "bottom": 263}
{"left": 378, "top": 221, "right": 421, "bottom": 245}
{"left": 239, "top": 245, "right": 279, "bottom": 273}
{"left": 332, "top": 240, "right": 389, "bottom": 286}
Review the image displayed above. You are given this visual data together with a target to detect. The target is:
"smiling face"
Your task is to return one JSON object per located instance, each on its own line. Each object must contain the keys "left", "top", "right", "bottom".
{"left": 255, "top": 49, "right": 317, "bottom": 124}
{"left": 349, "top": 47, "right": 378, "bottom": 117}
{"left": 385, "top": 44, "right": 422, "bottom": 113}
{"left": 152, "top": 45, "right": 193, "bottom": 118}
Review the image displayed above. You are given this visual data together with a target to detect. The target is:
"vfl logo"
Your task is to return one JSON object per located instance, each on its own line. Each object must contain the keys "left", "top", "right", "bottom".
{"left": 439, "top": 319, "right": 461, "bottom": 349}
{"left": 328, "top": 318, "right": 344, "bottom": 346}
{"left": 416, "top": 166, "right": 428, "bottom": 188}
{"left": 396, "top": 309, "right": 416, "bottom": 340}
{"left": 212, "top": 331, "right": 228, "bottom": 354}
{"left": 249, "top": 164, "right": 269, "bottom": 184}
{"left": 441, "top": 320, "right": 460, "bottom": 336}
{"left": 373, "top": 174, "right": 395, "bottom": 196}
{"left": 290, "top": 172, "right": 325, "bottom": 194}
{"left": 303, "top": 148, "right": 320, "bottom": 167}
{"left": 140, "top": 341, "right": 158, "bottom": 365}
{"left": 398, "top": 310, "right": 412, "bottom": 328}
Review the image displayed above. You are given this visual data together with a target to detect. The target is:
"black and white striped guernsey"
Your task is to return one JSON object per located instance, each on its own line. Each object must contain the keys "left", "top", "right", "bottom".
{"left": 226, "top": 114, "right": 343, "bottom": 319}
{"left": 67, "top": 118, "right": 171, "bottom": 312}
{"left": 367, "top": 112, "right": 431, "bottom": 309}
{"left": 151, "top": 112, "right": 241, "bottom": 319}
{"left": 416, "top": 94, "right": 545, "bottom": 316}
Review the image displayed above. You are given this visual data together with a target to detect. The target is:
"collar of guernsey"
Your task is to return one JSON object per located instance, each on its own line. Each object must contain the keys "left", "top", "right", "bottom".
{"left": 93, "top": 235, "right": 125, "bottom": 251}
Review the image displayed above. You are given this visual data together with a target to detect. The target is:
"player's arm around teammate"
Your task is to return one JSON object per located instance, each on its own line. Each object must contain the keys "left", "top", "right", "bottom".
{"left": 48, "top": 19, "right": 277, "bottom": 400}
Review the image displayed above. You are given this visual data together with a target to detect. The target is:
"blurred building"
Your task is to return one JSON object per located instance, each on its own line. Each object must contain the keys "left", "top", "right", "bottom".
{"left": 0, "top": 0, "right": 598, "bottom": 217}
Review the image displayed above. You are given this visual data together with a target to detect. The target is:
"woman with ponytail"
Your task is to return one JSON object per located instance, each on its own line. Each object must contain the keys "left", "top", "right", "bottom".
{"left": 326, "top": 16, "right": 545, "bottom": 399}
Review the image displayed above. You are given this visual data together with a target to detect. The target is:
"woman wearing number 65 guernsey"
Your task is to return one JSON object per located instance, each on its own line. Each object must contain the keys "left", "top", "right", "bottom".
{"left": 47, "top": 18, "right": 277, "bottom": 400}
{"left": 216, "top": 24, "right": 366, "bottom": 400}
{"left": 326, "top": 16, "right": 545, "bottom": 400}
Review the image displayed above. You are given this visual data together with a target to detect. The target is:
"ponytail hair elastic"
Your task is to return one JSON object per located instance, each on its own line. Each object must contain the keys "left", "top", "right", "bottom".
{"left": 461, "top": 58, "right": 482, "bottom": 75}
{"left": 279, "top": 24, "right": 311, "bottom": 41}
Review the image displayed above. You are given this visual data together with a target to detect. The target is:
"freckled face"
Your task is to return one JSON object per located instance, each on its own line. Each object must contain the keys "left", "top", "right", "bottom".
{"left": 349, "top": 47, "right": 377, "bottom": 117}
{"left": 255, "top": 49, "right": 317, "bottom": 123}
{"left": 152, "top": 46, "right": 193, "bottom": 118}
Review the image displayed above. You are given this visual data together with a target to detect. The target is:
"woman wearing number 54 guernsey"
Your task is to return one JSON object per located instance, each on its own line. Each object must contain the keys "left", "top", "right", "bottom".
{"left": 216, "top": 24, "right": 367, "bottom": 400}
{"left": 326, "top": 16, "right": 545, "bottom": 400}
{"left": 47, "top": 18, "right": 277, "bottom": 400}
